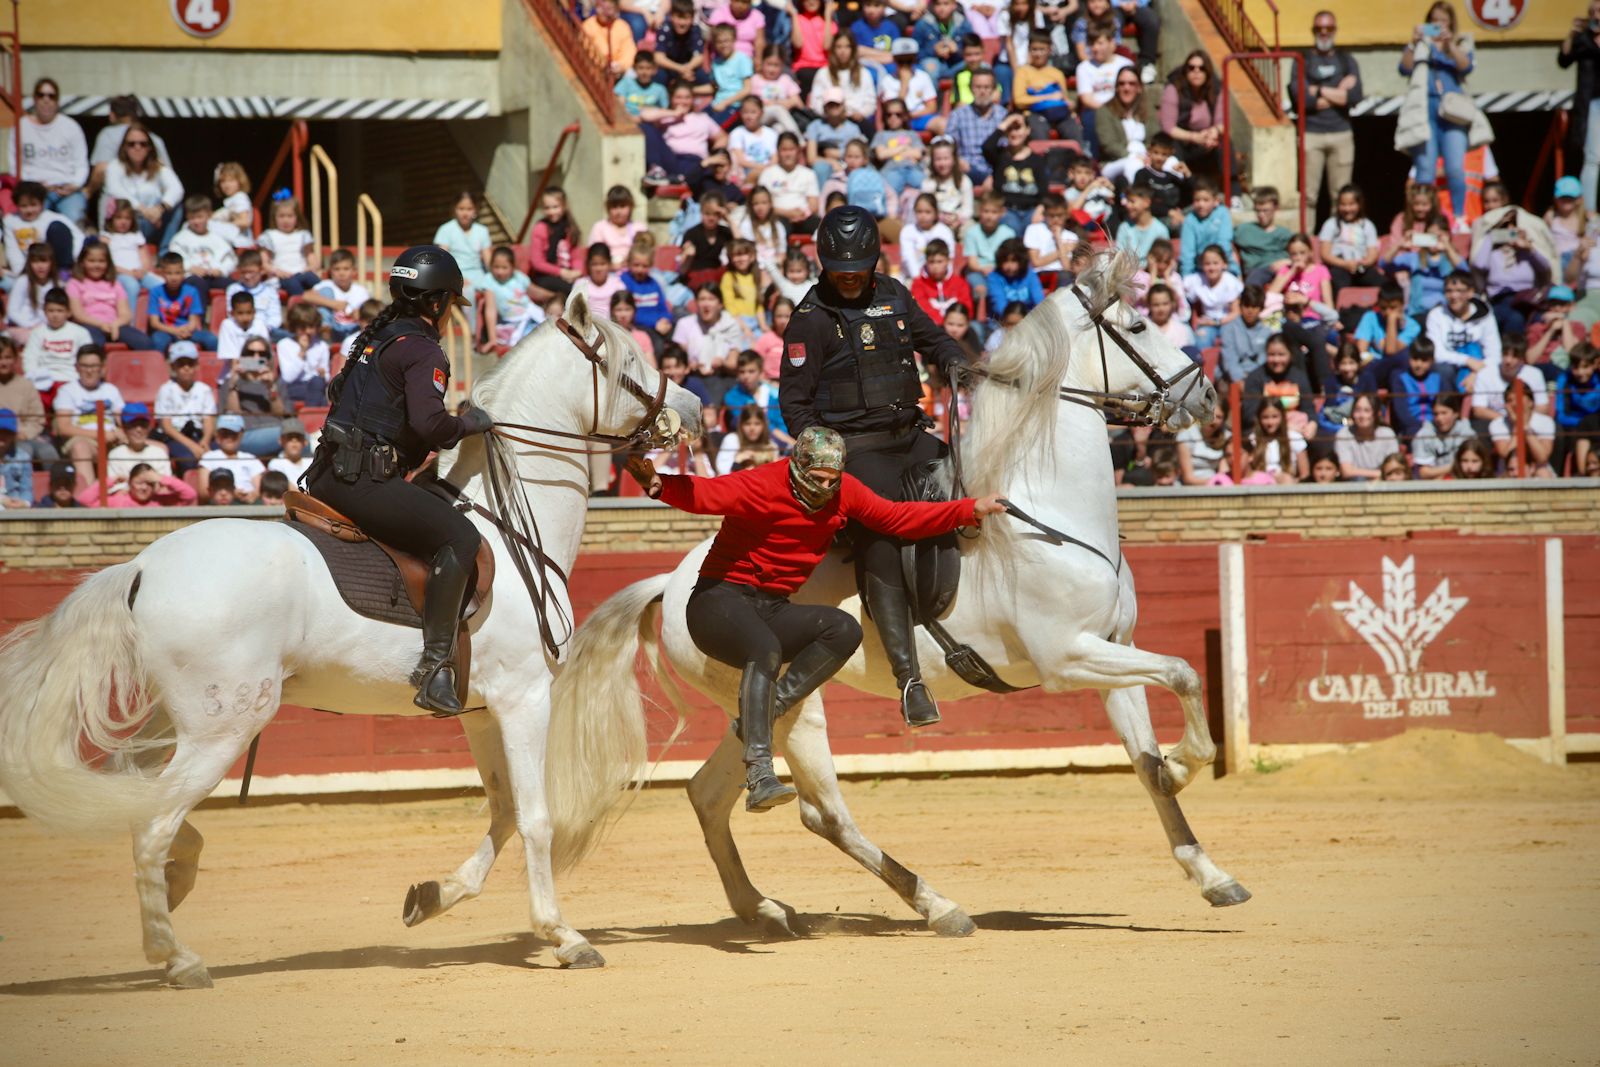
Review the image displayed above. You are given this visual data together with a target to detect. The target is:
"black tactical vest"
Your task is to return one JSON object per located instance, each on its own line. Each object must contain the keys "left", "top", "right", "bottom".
{"left": 810, "top": 277, "right": 923, "bottom": 426}
{"left": 326, "top": 317, "right": 434, "bottom": 467}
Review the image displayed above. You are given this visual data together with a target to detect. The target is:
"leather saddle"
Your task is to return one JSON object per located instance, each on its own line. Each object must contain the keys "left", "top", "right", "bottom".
{"left": 897, "top": 457, "right": 963, "bottom": 621}
{"left": 283, "top": 489, "right": 496, "bottom": 710}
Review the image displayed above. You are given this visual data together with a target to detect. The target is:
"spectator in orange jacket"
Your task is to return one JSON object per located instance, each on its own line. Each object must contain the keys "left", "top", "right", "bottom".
{"left": 583, "top": 0, "right": 638, "bottom": 81}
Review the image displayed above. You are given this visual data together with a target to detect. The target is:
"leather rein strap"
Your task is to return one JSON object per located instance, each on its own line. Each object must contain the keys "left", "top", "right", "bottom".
{"left": 489, "top": 315, "right": 672, "bottom": 456}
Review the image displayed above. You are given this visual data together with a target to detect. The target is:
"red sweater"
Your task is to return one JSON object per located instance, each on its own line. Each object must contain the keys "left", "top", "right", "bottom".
{"left": 910, "top": 271, "right": 974, "bottom": 324}
{"left": 657, "top": 460, "right": 978, "bottom": 594}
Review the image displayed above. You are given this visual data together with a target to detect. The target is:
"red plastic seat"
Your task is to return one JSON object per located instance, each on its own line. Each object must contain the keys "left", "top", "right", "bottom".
{"left": 1337, "top": 287, "right": 1380, "bottom": 310}
{"left": 297, "top": 406, "right": 330, "bottom": 435}
{"left": 197, "top": 350, "right": 222, "bottom": 386}
{"left": 106, "top": 350, "right": 170, "bottom": 406}
{"left": 654, "top": 245, "right": 682, "bottom": 272}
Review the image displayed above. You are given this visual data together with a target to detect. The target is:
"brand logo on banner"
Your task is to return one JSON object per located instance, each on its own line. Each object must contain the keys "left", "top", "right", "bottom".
{"left": 1310, "top": 556, "right": 1495, "bottom": 720}
{"left": 171, "top": 0, "right": 233, "bottom": 38}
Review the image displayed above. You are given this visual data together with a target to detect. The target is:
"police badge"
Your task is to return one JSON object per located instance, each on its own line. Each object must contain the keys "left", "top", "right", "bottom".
{"left": 859, "top": 322, "right": 875, "bottom": 346}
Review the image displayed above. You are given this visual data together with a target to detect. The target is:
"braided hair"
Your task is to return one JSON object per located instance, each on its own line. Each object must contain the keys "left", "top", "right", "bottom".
{"left": 326, "top": 293, "right": 433, "bottom": 408}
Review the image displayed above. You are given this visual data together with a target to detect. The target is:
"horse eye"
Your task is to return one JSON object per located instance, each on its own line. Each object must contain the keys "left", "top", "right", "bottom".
{"left": 1129, "top": 320, "right": 1147, "bottom": 334}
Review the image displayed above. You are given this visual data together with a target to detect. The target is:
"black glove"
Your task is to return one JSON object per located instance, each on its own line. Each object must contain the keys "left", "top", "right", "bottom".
{"left": 458, "top": 405, "right": 494, "bottom": 436}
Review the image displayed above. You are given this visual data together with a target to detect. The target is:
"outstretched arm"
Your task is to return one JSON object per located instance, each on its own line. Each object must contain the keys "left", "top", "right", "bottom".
{"left": 842, "top": 475, "right": 1003, "bottom": 536}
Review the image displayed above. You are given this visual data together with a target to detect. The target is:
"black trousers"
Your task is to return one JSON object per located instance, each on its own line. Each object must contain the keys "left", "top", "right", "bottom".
{"left": 686, "top": 578, "right": 862, "bottom": 680}
{"left": 843, "top": 427, "right": 946, "bottom": 583}
{"left": 308, "top": 468, "right": 481, "bottom": 572}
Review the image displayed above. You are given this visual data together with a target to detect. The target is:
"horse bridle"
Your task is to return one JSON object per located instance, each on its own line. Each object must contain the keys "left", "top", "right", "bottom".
{"left": 488, "top": 315, "right": 679, "bottom": 455}
{"left": 1060, "top": 285, "right": 1206, "bottom": 426}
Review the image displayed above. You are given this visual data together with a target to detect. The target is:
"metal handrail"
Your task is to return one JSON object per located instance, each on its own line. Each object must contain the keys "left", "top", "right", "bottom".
{"left": 517, "top": 0, "right": 617, "bottom": 126}
{"left": 308, "top": 143, "right": 339, "bottom": 252}
{"left": 252, "top": 120, "right": 309, "bottom": 235}
{"left": 518, "top": 122, "right": 583, "bottom": 244}
{"left": 1195, "top": 0, "right": 1282, "bottom": 119}
{"left": 1221, "top": 51, "right": 1307, "bottom": 234}
{"left": 355, "top": 192, "right": 384, "bottom": 291}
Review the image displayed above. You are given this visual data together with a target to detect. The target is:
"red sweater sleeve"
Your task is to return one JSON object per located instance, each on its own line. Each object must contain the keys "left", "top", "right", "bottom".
{"left": 656, "top": 467, "right": 766, "bottom": 518}
{"left": 528, "top": 222, "right": 560, "bottom": 277}
{"left": 840, "top": 475, "right": 976, "bottom": 538}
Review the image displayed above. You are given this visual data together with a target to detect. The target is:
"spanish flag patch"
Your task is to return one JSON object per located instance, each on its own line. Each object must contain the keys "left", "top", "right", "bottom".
{"left": 433, "top": 367, "right": 447, "bottom": 394}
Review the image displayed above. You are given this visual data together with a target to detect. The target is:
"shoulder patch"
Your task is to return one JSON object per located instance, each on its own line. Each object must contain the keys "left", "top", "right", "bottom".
{"left": 433, "top": 367, "right": 447, "bottom": 394}
{"left": 787, "top": 343, "right": 807, "bottom": 367}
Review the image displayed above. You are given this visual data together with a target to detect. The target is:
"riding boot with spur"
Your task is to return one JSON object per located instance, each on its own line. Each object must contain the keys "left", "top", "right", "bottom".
{"left": 411, "top": 546, "right": 471, "bottom": 717}
{"left": 740, "top": 666, "right": 798, "bottom": 812}
{"left": 864, "top": 572, "right": 939, "bottom": 728}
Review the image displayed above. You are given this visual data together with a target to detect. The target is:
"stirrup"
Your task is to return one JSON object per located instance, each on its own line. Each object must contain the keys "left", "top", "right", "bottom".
{"left": 900, "top": 678, "right": 940, "bottom": 728}
{"left": 745, "top": 761, "right": 797, "bottom": 812}
{"left": 413, "top": 663, "right": 465, "bottom": 718}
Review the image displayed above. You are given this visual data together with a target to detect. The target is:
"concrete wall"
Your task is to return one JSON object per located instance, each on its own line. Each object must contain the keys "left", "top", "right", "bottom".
{"left": 4, "top": 481, "right": 1596, "bottom": 571}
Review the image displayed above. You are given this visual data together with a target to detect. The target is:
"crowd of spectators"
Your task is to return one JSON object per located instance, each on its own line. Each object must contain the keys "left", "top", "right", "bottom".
{"left": 564, "top": 0, "right": 1600, "bottom": 484}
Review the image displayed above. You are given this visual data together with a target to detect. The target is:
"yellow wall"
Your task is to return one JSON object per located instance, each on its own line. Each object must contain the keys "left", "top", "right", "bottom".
{"left": 25, "top": 0, "right": 501, "bottom": 52}
{"left": 1245, "top": 0, "right": 1569, "bottom": 49}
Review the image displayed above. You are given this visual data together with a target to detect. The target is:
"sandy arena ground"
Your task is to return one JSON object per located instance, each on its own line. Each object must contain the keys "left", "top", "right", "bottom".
{"left": 1, "top": 732, "right": 1596, "bottom": 1065}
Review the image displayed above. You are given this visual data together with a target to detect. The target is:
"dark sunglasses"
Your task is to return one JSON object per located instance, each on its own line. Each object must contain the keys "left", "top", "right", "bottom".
{"left": 1314, "top": 22, "right": 1336, "bottom": 30}
{"left": 35, "top": 90, "right": 57, "bottom": 99}
{"left": 125, "top": 139, "right": 151, "bottom": 147}
{"left": 1186, "top": 63, "right": 1207, "bottom": 71}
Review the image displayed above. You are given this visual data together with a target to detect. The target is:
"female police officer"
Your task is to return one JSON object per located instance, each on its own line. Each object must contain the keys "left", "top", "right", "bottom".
{"left": 778, "top": 206, "right": 975, "bottom": 728}
{"left": 307, "top": 245, "right": 494, "bottom": 717}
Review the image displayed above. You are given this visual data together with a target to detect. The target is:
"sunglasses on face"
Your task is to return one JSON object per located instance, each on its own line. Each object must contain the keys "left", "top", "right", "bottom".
{"left": 35, "top": 90, "right": 57, "bottom": 99}
{"left": 125, "top": 139, "right": 151, "bottom": 147}
{"left": 1186, "top": 63, "right": 1206, "bottom": 72}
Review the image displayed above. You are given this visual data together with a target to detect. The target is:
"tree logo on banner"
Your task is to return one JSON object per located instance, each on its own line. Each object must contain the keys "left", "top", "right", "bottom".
{"left": 171, "top": 0, "right": 233, "bottom": 39}
{"left": 1309, "top": 556, "right": 1494, "bottom": 719}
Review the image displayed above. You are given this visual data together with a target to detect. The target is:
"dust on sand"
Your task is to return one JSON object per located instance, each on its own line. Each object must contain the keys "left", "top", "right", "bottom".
{"left": 1, "top": 736, "right": 1596, "bottom": 1065}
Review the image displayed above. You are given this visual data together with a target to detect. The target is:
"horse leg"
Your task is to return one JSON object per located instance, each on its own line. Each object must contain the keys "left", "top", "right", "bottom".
{"left": 1045, "top": 633, "right": 1216, "bottom": 794}
{"left": 402, "top": 711, "right": 517, "bottom": 928}
{"left": 165, "top": 820, "right": 204, "bottom": 912}
{"left": 686, "top": 722, "right": 797, "bottom": 938}
{"left": 492, "top": 682, "right": 605, "bottom": 969}
{"left": 779, "top": 697, "right": 976, "bottom": 937}
{"left": 1102, "top": 686, "right": 1251, "bottom": 907}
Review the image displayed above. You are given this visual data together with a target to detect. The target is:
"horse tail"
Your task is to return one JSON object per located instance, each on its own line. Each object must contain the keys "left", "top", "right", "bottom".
{"left": 0, "top": 563, "right": 178, "bottom": 832}
{"left": 545, "top": 572, "right": 682, "bottom": 874}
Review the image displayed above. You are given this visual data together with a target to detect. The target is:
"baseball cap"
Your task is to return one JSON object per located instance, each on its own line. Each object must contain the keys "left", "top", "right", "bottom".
{"left": 1554, "top": 175, "right": 1582, "bottom": 200}
{"left": 207, "top": 468, "right": 236, "bottom": 487}
{"left": 280, "top": 417, "right": 308, "bottom": 439}
{"left": 49, "top": 460, "right": 76, "bottom": 486}
{"left": 1547, "top": 284, "right": 1576, "bottom": 304}
{"left": 121, "top": 402, "right": 153, "bottom": 425}
{"left": 216, "top": 413, "right": 246, "bottom": 434}
{"left": 890, "top": 37, "right": 919, "bottom": 57}
{"left": 0, "top": 408, "right": 16, "bottom": 433}
{"left": 167, "top": 339, "right": 200, "bottom": 363}
{"left": 821, "top": 87, "right": 845, "bottom": 105}
{"left": 237, "top": 353, "right": 269, "bottom": 373}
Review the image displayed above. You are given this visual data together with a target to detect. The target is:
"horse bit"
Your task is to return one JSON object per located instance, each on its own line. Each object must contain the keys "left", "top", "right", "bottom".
{"left": 1060, "top": 284, "right": 1207, "bottom": 426}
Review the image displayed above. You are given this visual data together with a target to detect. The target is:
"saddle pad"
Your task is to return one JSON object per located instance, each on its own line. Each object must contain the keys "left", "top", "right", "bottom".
{"left": 285, "top": 519, "right": 422, "bottom": 629}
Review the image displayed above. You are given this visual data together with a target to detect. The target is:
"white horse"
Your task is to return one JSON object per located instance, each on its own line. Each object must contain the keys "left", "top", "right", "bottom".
{"left": 0, "top": 291, "right": 703, "bottom": 986}
{"left": 543, "top": 250, "right": 1250, "bottom": 939}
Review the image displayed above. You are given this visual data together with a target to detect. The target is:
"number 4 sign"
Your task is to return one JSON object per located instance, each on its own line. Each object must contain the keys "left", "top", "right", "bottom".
{"left": 1468, "top": 0, "right": 1525, "bottom": 31}
{"left": 170, "top": 0, "right": 233, "bottom": 38}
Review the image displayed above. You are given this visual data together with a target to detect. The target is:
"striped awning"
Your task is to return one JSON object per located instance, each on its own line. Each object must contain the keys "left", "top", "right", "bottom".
{"left": 50, "top": 94, "right": 491, "bottom": 121}
{"left": 1347, "top": 90, "right": 1574, "bottom": 118}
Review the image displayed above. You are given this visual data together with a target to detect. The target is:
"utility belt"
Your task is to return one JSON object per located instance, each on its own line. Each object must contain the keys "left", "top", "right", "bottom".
{"left": 323, "top": 422, "right": 401, "bottom": 482}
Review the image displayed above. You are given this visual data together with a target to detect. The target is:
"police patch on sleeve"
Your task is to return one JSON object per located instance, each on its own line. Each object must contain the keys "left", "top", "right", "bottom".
{"left": 433, "top": 367, "right": 447, "bottom": 394}
{"left": 787, "top": 343, "right": 807, "bottom": 367}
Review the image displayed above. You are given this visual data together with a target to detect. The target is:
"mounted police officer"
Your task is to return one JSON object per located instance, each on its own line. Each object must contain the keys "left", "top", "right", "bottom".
{"left": 779, "top": 206, "right": 974, "bottom": 728}
{"left": 307, "top": 244, "right": 495, "bottom": 718}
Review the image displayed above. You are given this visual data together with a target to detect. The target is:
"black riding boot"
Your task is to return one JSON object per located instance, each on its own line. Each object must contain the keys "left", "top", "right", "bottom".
{"left": 734, "top": 641, "right": 853, "bottom": 741}
{"left": 864, "top": 572, "right": 939, "bottom": 728}
{"left": 410, "top": 546, "right": 471, "bottom": 717}
{"left": 740, "top": 665, "right": 797, "bottom": 812}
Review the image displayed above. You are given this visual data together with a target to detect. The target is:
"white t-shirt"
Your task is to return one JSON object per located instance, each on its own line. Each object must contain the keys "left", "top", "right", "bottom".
{"left": 276, "top": 337, "right": 332, "bottom": 384}
{"left": 759, "top": 163, "right": 820, "bottom": 219}
{"left": 672, "top": 312, "right": 745, "bottom": 374}
{"left": 107, "top": 441, "right": 172, "bottom": 483}
{"left": 268, "top": 454, "right": 313, "bottom": 484}
{"left": 169, "top": 226, "right": 237, "bottom": 275}
{"left": 154, "top": 379, "right": 217, "bottom": 431}
{"left": 200, "top": 449, "right": 266, "bottom": 488}
{"left": 4, "top": 210, "right": 86, "bottom": 275}
{"left": 1182, "top": 272, "right": 1244, "bottom": 321}
{"left": 19, "top": 113, "right": 89, "bottom": 187}
{"left": 1470, "top": 362, "right": 1547, "bottom": 417}
{"left": 219, "top": 191, "right": 254, "bottom": 245}
{"left": 1176, "top": 423, "right": 1226, "bottom": 481}
{"left": 1258, "top": 431, "right": 1307, "bottom": 476}
{"left": 53, "top": 380, "right": 126, "bottom": 427}
{"left": 1074, "top": 55, "right": 1133, "bottom": 110}
{"left": 1156, "top": 317, "right": 1197, "bottom": 348}
{"left": 1023, "top": 221, "right": 1077, "bottom": 272}
{"left": 89, "top": 123, "right": 172, "bottom": 167}
{"left": 312, "top": 278, "right": 372, "bottom": 324}
{"left": 217, "top": 317, "right": 270, "bottom": 364}
{"left": 225, "top": 280, "right": 284, "bottom": 331}
{"left": 1488, "top": 411, "right": 1555, "bottom": 445}
{"left": 730, "top": 125, "right": 779, "bottom": 171}
{"left": 878, "top": 69, "right": 938, "bottom": 115}
{"left": 258, "top": 228, "right": 313, "bottom": 274}
{"left": 105, "top": 231, "right": 147, "bottom": 276}
{"left": 899, "top": 221, "right": 956, "bottom": 282}
{"left": 24, "top": 323, "right": 94, "bottom": 387}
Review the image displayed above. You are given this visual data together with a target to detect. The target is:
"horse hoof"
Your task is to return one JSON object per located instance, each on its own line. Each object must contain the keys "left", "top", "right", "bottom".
{"left": 403, "top": 881, "right": 442, "bottom": 928}
{"left": 559, "top": 945, "right": 606, "bottom": 969}
{"left": 754, "top": 900, "right": 801, "bottom": 940}
{"left": 1203, "top": 880, "right": 1252, "bottom": 908}
{"left": 166, "top": 961, "right": 213, "bottom": 989}
{"left": 929, "top": 908, "right": 977, "bottom": 937}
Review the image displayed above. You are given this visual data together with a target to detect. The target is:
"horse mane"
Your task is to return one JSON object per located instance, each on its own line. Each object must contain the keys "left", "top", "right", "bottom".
{"left": 960, "top": 247, "right": 1136, "bottom": 574}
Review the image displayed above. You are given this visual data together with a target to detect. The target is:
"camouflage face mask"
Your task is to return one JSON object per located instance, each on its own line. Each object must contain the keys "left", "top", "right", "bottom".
{"left": 789, "top": 426, "right": 846, "bottom": 512}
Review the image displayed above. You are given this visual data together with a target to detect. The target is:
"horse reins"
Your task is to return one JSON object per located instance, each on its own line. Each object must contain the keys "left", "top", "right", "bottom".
{"left": 1063, "top": 284, "right": 1206, "bottom": 427}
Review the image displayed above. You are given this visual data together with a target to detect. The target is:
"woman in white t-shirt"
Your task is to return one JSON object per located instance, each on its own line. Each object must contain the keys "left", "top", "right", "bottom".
{"left": 808, "top": 36, "right": 879, "bottom": 128}
{"left": 1182, "top": 243, "right": 1244, "bottom": 349}
{"left": 1176, "top": 403, "right": 1230, "bottom": 485}
{"left": 258, "top": 193, "right": 322, "bottom": 295}
{"left": 98, "top": 121, "right": 183, "bottom": 240}
{"left": 1247, "top": 401, "right": 1308, "bottom": 483}
{"left": 20, "top": 78, "right": 90, "bottom": 226}
{"left": 732, "top": 187, "right": 789, "bottom": 278}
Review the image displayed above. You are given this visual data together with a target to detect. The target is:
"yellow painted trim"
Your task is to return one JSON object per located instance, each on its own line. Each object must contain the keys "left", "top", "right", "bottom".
{"left": 26, "top": 0, "right": 501, "bottom": 52}
{"left": 1244, "top": 0, "right": 1570, "bottom": 48}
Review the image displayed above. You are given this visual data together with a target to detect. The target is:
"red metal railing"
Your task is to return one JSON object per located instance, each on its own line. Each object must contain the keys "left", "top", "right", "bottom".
{"left": 517, "top": 122, "right": 582, "bottom": 244}
{"left": 1, "top": 0, "right": 21, "bottom": 173}
{"left": 1221, "top": 51, "right": 1307, "bottom": 232}
{"left": 252, "top": 120, "right": 309, "bottom": 235}
{"left": 1523, "top": 110, "right": 1571, "bottom": 212}
{"left": 1196, "top": 0, "right": 1282, "bottom": 119}
{"left": 517, "top": 0, "right": 618, "bottom": 126}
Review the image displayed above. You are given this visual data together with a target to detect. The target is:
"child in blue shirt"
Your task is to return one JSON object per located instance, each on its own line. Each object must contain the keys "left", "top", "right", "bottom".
{"left": 1387, "top": 336, "right": 1444, "bottom": 438}
{"left": 709, "top": 26, "right": 755, "bottom": 120}
{"left": 480, "top": 245, "right": 534, "bottom": 349}
{"left": 842, "top": 140, "right": 890, "bottom": 218}
{"left": 1353, "top": 283, "right": 1421, "bottom": 361}
{"left": 1115, "top": 184, "right": 1169, "bottom": 263}
{"left": 1389, "top": 215, "right": 1460, "bottom": 318}
{"left": 619, "top": 244, "right": 674, "bottom": 335}
{"left": 615, "top": 51, "right": 670, "bottom": 117}
{"left": 722, "top": 350, "right": 791, "bottom": 447}
{"left": 985, "top": 238, "right": 1045, "bottom": 315}
{"left": 148, "top": 252, "right": 218, "bottom": 354}
{"left": 1178, "top": 177, "right": 1234, "bottom": 276}
{"left": 1553, "top": 343, "right": 1599, "bottom": 475}
{"left": 961, "top": 192, "right": 1015, "bottom": 315}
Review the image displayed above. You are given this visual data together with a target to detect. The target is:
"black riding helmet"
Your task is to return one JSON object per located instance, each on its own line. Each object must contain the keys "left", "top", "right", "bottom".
{"left": 816, "top": 205, "right": 881, "bottom": 274}
{"left": 389, "top": 244, "right": 470, "bottom": 313}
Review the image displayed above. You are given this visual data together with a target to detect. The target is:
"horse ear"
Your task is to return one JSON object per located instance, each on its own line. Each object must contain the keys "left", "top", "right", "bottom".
{"left": 563, "top": 287, "right": 591, "bottom": 331}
